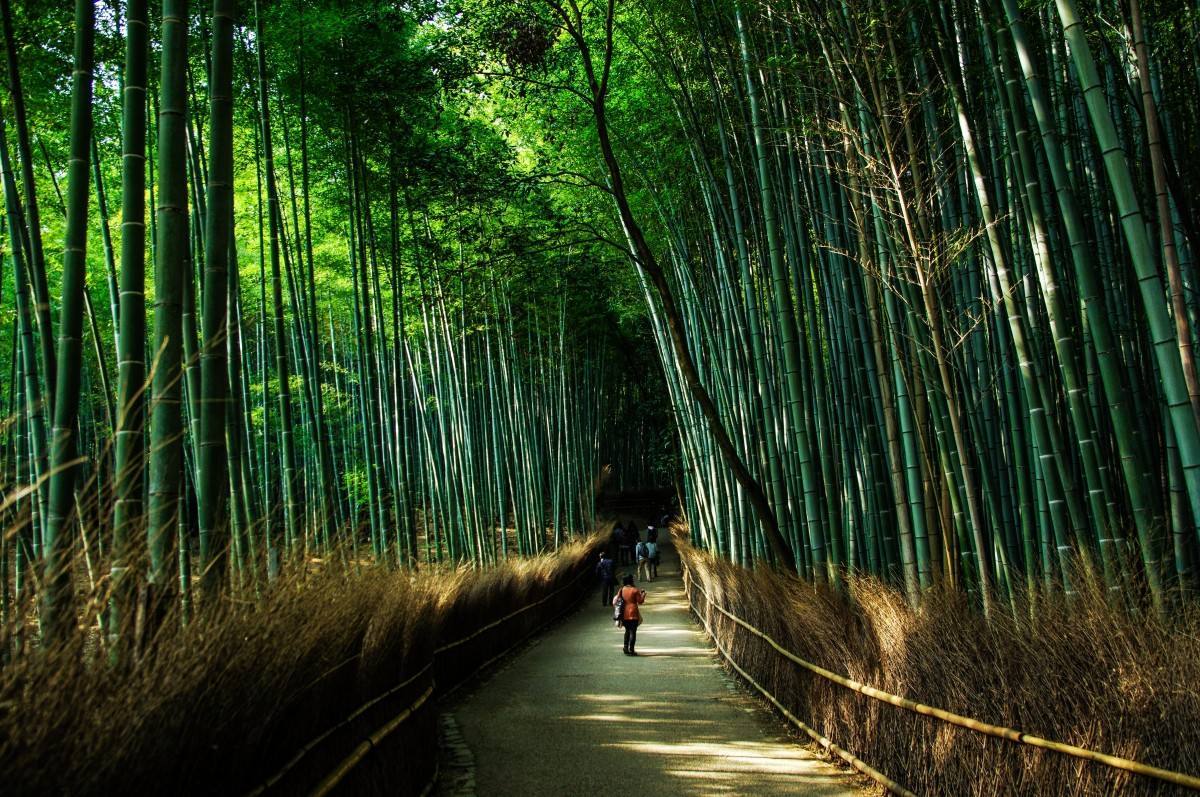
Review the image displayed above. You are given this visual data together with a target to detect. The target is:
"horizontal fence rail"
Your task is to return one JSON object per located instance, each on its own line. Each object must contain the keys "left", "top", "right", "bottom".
{"left": 435, "top": 564, "right": 593, "bottom": 655}
{"left": 247, "top": 548, "right": 598, "bottom": 797}
{"left": 245, "top": 663, "right": 436, "bottom": 797}
{"left": 686, "top": 573, "right": 916, "bottom": 795}
{"left": 434, "top": 563, "right": 597, "bottom": 700}
{"left": 681, "top": 562, "right": 913, "bottom": 794}
{"left": 309, "top": 685, "right": 436, "bottom": 797}
{"left": 681, "top": 557, "right": 1200, "bottom": 793}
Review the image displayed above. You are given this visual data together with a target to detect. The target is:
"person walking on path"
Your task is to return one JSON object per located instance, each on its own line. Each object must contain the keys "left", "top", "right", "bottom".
{"left": 635, "top": 539, "right": 652, "bottom": 582}
{"left": 619, "top": 523, "right": 637, "bottom": 565}
{"left": 595, "top": 551, "right": 616, "bottom": 607}
{"left": 611, "top": 523, "right": 626, "bottom": 562}
{"left": 615, "top": 575, "right": 646, "bottom": 655}
{"left": 647, "top": 524, "right": 659, "bottom": 543}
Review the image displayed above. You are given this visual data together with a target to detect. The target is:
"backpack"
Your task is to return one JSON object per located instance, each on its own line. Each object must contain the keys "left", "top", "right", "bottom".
{"left": 613, "top": 591, "right": 625, "bottom": 623}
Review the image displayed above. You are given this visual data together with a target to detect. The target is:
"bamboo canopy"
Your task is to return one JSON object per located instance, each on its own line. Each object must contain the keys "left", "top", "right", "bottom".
{"left": 0, "top": 0, "right": 1198, "bottom": 652}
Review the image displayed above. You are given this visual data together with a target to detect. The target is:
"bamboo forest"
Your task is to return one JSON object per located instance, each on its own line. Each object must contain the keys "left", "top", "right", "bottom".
{"left": 2, "top": 0, "right": 1200, "bottom": 793}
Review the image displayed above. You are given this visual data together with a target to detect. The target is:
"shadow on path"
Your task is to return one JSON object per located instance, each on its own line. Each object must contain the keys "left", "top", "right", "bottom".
{"left": 436, "top": 545, "right": 863, "bottom": 796}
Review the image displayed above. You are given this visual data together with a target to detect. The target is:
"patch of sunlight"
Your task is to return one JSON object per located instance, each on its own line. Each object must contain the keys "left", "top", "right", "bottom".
{"left": 609, "top": 739, "right": 828, "bottom": 775}
{"left": 564, "top": 713, "right": 721, "bottom": 724}
{"left": 630, "top": 627, "right": 700, "bottom": 636}
{"left": 668, "top": 769, "right": 846, "bottom": 785}
{"left": 668, "top": 769, "right": 740, "bottom": 782}
{"left": 577, "top": 693, "right": 643, "bottom": 703}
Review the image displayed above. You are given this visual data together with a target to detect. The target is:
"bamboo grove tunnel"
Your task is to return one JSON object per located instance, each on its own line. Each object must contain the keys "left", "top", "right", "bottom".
{"left": 3, "top": 0, "right": 1200, "bottom": 793}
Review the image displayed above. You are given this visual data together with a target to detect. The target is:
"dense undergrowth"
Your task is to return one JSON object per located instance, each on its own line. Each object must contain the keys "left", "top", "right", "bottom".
{"left": 678, "top": 534, "right": 1200, "bottom": 796}
{"left": 0, "top": 536, "right": 598, "bottom": 796}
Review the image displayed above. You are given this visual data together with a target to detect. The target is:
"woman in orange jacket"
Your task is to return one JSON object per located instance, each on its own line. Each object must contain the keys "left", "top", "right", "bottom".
{"left": 615, "top": 574, "right": 647, "bottom": 655}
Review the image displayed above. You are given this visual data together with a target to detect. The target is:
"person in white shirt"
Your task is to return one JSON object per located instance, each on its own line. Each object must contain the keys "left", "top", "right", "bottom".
{"left": 645, "top": 540, "right": 659, "bottom": 580}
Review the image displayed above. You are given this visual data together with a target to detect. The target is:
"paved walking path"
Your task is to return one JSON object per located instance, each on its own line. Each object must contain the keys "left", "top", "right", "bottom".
{"left": 436, "top": 546, "right": 863, "bottom": 796}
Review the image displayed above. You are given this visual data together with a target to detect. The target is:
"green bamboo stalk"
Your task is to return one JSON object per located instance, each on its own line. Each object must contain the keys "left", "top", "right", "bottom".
{"left": 0, "top": 115, "right": 48, "bottom": 549}
{"left": 1054, "top": 0, "right": 1196, "bottom": 608}
{"left": 0, "top": 0, "right": 56, "bottom": 408}
{"left": 197, "top": 0, "right": 235, "bottom": 595}
{"left": 40, "top": 0, "right": 95, "bottom": 643}
{"left": 255, "top": 0, "right": 300, "bottom": 567}
{"left": 148, "top": 0, "right": 189, "bottom": 597}
{"left": 90, "top": 134, "right": 120, "bottom": 339}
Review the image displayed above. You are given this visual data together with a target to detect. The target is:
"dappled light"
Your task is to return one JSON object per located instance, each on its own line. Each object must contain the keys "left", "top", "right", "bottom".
{"left": 3, "top": 0, "right": 1199, "bottom": 792}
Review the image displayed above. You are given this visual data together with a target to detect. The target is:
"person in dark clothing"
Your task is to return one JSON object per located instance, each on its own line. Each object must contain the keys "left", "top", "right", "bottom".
{"left": 616, "top": 574, "right": 646, "bottom": 655}
{"left": 595, "top": 551, "right": 616, "bottom": 607}
{"left": 646, "top": 524, "right": 658, "bottom": 543}
{"left": 618, "top": 523, "right": 636, "bottom": 565}
{"left": 611, "top": 522, "right": 625, "bottom": 560}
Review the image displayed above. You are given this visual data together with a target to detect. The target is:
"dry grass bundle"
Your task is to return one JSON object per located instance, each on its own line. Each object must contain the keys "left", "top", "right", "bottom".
{"left": 0, "top": 536, "right": 599, "bottom": 796}
{"left": 428, "top": 538, "right": 598, "bottom": 690}
{"left": 678, "top": 535, "right": 1200, "bottom": 796}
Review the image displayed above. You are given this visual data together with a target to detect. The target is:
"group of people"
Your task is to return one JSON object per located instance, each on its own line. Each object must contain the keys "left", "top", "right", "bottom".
{"left": 595, "top": 519, "right": 665, "bottom": 656}
{"left": 611, "top": 521, "right": 661, "bottom": 579}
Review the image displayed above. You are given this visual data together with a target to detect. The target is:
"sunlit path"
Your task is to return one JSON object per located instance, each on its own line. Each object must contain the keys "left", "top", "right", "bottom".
{"left": 438, "top": 546, "right": 862, "bottom": 796}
